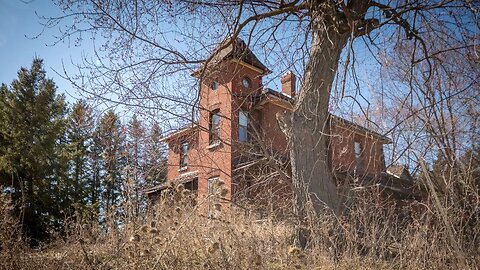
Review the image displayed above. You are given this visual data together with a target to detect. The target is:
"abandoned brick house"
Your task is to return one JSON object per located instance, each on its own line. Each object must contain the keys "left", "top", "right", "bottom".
{"left": 145, "top": 39, "right": 418, "bottom": 215}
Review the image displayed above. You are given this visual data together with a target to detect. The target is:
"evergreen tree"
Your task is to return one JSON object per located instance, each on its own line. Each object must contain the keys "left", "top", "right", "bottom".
{"left": 97, "top": 110, "right": 125, "bottom": 221}
{"left": 66, "top": 100, "right": 95, "bottom": 214}
{"left": 145, "top": 122, "right": 167, "bottom": 187}
{"left": 89, "top": 128, "right": 103, "bottom": 217}
{"left": 125, "top": 115, "right": 146, "bottom": 217}
{"left": 0, "top": 59, "right": 67, "bottom": 244}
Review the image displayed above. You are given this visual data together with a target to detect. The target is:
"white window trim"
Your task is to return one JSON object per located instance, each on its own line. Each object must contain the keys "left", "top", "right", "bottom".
{"left": 207, "top": 141, "right": 222, "bottom": 150}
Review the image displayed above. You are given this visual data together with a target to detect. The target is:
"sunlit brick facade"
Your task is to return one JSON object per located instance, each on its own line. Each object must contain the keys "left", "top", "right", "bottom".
{"left": 145, "top": 39, "right": 399, "bottom": 214}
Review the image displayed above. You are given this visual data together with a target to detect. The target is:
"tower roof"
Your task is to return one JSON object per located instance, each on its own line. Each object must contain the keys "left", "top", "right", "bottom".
{"left": 215, "top": 38, "right": 270, "bottom": 73}
{"left": 194, "top": 38, "right": 270, "bottom": 76}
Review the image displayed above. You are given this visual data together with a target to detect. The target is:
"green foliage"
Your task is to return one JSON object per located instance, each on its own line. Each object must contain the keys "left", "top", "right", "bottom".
{"left": 97, "top": 110, "right": 126, "bottom": 223}
{"left": 145, "top": 122, "right": 167, "bottom": 186}
{"left": 65, "top": 100, "right": 95, "bottom": 214}
{"left": 0, "top": 59, "right": 169, "bottom": 244}
{"left": 125, "top": 115, "right": 146, "bottom": 217}
{"left": 0, "top": 58, "right": 67, "bottom": 244}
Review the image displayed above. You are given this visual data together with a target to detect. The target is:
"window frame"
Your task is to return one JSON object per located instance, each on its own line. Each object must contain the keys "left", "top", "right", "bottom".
{"left": 179, "top": 141, "right": 188, "bottom": 168}
{"left": 211, "top": 81, "right": 219, "bottom": 91}
{"left": 238, "top": 110, "right": 248, "bottom": 143}
{"left": 209, "top": 109, "right": 221, "bottom": 145}
{"left": 184, "top": 178, "right": 198, "bottom": 193}
{"left": 354, "top": 141, "right": 362, "bottom": 160}
{"left": 242, "top": 77, "right": 252, "bottom": 88}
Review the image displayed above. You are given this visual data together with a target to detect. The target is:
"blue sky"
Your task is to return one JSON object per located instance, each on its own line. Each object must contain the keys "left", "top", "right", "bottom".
{"left": 0, "top": 0, "right": 379, "bottom": 116}
{"left": 0, "top": 0, "right": 90, "bottom": 102}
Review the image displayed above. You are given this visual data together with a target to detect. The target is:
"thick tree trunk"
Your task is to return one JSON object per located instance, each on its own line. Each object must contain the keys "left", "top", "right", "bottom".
{"left": 290, "top": 19, "right": 349, "bottom": 247}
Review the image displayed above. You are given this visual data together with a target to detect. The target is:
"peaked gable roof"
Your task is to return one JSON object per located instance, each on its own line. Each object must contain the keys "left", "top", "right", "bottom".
{"left": 194, "top": 38, "right": 270, "bottom": 76}
{"left": 216, "top": 38, "right": 270, "bottom": 73}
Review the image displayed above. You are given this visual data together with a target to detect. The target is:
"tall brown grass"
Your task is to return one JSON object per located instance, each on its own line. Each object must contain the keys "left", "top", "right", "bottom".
{"left": 0, "top": 193, "right": 26, "bottom": 270}
{"left": 0, "top": 171, "right": 478, "bottom": 270}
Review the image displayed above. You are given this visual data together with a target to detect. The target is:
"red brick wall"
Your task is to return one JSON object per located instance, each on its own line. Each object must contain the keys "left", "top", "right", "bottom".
{"left": 166, "top": 130, "right": 200, "bottom": 182}
{"left": 329, "top": 124, "right": 385, "bottom": 178}
{"left": 165, "top": 61, "right": 387, "bottom": 212}
{"left": 257, "top": 102, "right": 289, "bottom": 153}
{"left": 196, "top": 63, "right": 234, "bottom": 202}
{"left": 167, "top": 61, "right": 265, "bottom": 206}
{"left": 230, "top": 65, "right": 263, "bottom": 147}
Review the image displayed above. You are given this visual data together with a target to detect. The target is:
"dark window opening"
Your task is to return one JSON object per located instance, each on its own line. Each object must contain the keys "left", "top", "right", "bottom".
{"left": 184, "top": 178, "right": 198, "bottom": 192}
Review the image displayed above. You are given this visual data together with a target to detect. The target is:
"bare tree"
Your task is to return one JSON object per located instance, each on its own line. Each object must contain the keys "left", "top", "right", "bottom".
{"left": 42, "top": 0, "right": 479, "bottom": 247}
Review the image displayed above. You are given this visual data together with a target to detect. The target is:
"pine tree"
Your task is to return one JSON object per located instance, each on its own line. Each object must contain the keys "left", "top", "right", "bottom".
{"left": 89, "top": 128, "right": 103, "bottom": 219}
{"left": 0, "top": 59, "right": 67, "bottom": 244}
{"left": 97, "top": 110, "right": 126, "bottom": 222}
{"left": 145, "top": 122, "right": 167, "bottom": 187}
{"left": 66, "top": 100, "right": 95, "bottom": 215}
{"left": 125, "top": 115, "right": 146, "bottom": 217}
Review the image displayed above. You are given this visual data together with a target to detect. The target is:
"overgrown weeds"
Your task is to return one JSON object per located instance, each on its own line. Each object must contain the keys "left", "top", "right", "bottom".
{"left": 0, "top": 192, "right": 26, "bottom": 270}
{"left": 1, "top": 175, "right": 479, "bottom": 269}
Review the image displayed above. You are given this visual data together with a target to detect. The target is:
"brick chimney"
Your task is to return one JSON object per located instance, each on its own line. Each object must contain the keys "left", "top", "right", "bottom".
{"left": 281, "top": 71, "right": 296, "bottom": 97}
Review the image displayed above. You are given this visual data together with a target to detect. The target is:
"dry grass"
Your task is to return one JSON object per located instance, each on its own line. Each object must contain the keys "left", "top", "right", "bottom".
{"left": 1, "top": 182, "right": 479, "bottom": 270}
{"left": 0, "top": 193, "right": 27, "bottom": 270}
